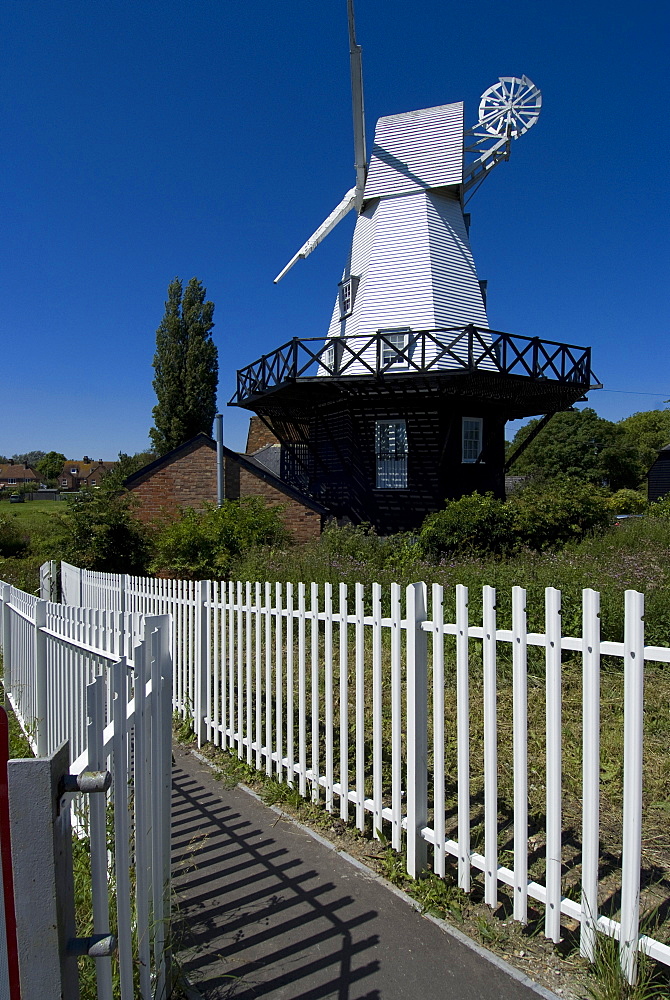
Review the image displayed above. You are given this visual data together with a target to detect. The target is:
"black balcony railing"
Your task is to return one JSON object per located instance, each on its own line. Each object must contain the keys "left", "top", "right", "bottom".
{"left": 231, "top": 325, "right": 597, "bottom": 405}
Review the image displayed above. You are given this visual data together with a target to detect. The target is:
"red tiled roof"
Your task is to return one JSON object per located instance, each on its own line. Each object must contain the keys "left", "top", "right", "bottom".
{"left": 60, "top": 461, "right": 117, "bottom": 478}
{"left": 0, "top": 464, "right": 39, "bottom": 481}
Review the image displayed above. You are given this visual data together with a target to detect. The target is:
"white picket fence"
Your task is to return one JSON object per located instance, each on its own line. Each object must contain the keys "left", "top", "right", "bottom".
{"left": 0, "top": 578, "right": 172, "bottom": 1000}
{"left": 60, "top": 562, "right": 670, "bottom": 984}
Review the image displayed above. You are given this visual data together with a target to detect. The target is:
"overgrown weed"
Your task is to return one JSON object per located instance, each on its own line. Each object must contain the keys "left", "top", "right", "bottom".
{"left": 584, "top": 933, "right": 669, "bottom": 1000}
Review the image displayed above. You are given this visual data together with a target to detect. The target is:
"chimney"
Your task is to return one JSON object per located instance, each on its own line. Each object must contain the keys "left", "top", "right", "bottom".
{"left": 83, "top": 455, "right": 90, "bottom": 463}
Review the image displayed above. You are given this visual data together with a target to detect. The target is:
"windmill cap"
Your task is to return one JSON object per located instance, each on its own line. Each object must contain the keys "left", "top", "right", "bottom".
{"left": 364, "top": 101, "right": 464, "bottom": 199}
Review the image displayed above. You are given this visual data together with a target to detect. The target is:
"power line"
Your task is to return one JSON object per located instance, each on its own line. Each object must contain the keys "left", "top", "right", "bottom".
{"left": 596, "top": 389, "right": 669, "bottom": 398}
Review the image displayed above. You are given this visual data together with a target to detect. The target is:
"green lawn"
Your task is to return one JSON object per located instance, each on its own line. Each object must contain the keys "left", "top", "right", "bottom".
{"left": 0, "top": 498, "right": 66, "bottom": 529}
{"left": 0, "top": 498, "right": 67, "bottom": 592}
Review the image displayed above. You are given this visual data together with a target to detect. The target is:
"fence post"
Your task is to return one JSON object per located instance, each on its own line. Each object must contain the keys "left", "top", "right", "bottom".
{"left": 145, "top": 614, "right": 173, "bottom": 997}
{"left": 406, "top": 582, "right": 428, "bottom": 878}
{"left": 34, "top": 600, "right": 48, "bottom": 757}
{"left": 7, "top": 742, "right": 80, "bottom": 1000}
{"left": 118, "top": 573, "right": 127, "bottom": 660}
{"left": 194, "top": 581, "right": 210, "bottom": 746}
{"left": 620, "top": 590, "right": 645, "bottom": 984}
{"left": 1, "top": 584, "right": 11, "bottom": 699}
{"left": 580, "top": 588, "right": 601, "bottom": 962}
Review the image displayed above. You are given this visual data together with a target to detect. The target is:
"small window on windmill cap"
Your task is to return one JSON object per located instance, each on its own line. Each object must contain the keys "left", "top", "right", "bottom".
{"left": 338, "top": 276, "right": 359, "bottom": 318}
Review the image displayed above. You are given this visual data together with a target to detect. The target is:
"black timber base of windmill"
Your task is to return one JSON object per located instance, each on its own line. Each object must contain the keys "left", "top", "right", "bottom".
{"left": 230, "top": 327, "right": 600, "bottom": 536}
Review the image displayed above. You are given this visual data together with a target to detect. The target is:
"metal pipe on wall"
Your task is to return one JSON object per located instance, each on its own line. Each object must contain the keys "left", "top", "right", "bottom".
{"left": 215, "top": 414, "right": 224, "bottom": 507}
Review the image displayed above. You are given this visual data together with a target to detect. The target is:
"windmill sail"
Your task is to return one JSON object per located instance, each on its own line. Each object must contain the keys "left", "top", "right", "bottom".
{"left": 348, "top": 0, "right": 367, "bottom": 210}
{"left": 274, "top": 188, "right": 357, "bottom": 284}
{"left": 274, "top": 0, "right": 368, "bottom": 283}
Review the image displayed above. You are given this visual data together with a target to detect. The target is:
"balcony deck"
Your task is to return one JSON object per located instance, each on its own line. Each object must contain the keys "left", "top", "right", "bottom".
{"left": 230, "top": 326, "right": 600, "bottom": 420}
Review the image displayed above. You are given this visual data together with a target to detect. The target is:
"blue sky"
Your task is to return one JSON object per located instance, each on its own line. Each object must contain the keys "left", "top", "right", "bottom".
{"left": 1, "top": 0, "right": 668, "bottom": 459}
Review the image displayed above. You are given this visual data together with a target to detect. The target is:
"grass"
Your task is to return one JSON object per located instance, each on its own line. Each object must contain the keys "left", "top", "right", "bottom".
{"left": 5, "top": 507, "right": 670, "bottom": 993}
{"left": 584, "top": 933, "right": 668, "bottom": 1000}
{"left": 195, "top": 625, "right": 670, "bottom": 942}
{"left": 0, "top": 497, "right": 69, "bottom": 592}
{"left": 172, "top": 516, "right": 670, "bottom": 995}
{"left": 229, "top": 517, "right": 670, "bottom": 645}
{"left": 3, "top": 697, "right": 33, "bottom": 760}
{"left": 0, "top": 497, "right": 66, "bottom": 528}
{"left": 186, "top": 732, "right": 670, "bottom": 999}
{"left": 0, "top": 665, "right": 126, "bottom": 1000}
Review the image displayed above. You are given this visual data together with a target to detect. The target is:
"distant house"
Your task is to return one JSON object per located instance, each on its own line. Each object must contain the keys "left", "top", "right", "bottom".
{"left": 124, "top": 422, "right": 328, "bottom": 544}
{"left": 58, "top": 457, "right": 117, "bottom": 491}
{"left": 648, "top": 444, "right": 670, "bottom": 502}
{"left": 0, "top": 462, "right": 41, "bottom": 491}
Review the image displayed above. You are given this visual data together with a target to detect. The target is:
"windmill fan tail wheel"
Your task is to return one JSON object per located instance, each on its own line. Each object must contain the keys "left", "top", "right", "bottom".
{"left": 478, "top": 75, "right": 542, "bottom": 138}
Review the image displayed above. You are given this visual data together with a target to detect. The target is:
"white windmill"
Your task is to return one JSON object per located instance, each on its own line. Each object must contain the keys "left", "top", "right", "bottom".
{"left": 274, "top": 1, "right": 542, "bottom": 373}
{"left": 232, "top": 3, "right": 594, "bottom": 534}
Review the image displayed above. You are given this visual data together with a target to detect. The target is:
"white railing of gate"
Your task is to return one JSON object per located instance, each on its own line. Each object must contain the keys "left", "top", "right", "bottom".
{"left": 62, "top": 561, "right": 199, "bottom": 718}
{"left": 0, "top": 579, "right": 172, "bottom": 1000}
{"left": 60, "top": 563, "right": 670, "bottom": 984}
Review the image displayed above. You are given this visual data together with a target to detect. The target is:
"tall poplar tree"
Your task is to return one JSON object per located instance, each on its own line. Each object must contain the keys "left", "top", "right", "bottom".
{"left": 149, "top": 277, "right": 218, "bottom": 456}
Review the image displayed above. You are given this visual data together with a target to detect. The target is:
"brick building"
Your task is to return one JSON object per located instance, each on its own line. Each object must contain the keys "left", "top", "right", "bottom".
{"left": 0, "top": 462, "right": 41, "bottom": 492}
{"left": 58, "top": 457, "right": 117, "bottom": 491}
{"left": 648, "top": 444, "right": 670, "bottom": 502}
{"left": 124, "top": 424, "right": 328, "bottom": 544}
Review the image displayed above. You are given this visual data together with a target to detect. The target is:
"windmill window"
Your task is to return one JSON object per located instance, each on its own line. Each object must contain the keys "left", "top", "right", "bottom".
{"left": 281, "top": 442, "right": 309, "bottom": 490}
{"left": 380, "top": 329, "right": 410, "bottom": 367}
{"left": 375, "top": 419, "right": 408, "bottom": 489}
{"left": 338, "top": 276, "right": 359, "bottom": 319}
{"left": 462, "top": 417, "right": 483, "bottom": 463}
{"left": 322, "top": 344, "right": 335, "bottom": 373}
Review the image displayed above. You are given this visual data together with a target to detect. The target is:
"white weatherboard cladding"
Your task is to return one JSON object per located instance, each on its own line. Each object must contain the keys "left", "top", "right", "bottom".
{"left": 324, "top": 189, "right": 492, "bottom": 375}
{"left": 326, "top": 203, "right": 377, "bottom": 341}
{"left": 364, "top": 102, "right": 464, "bottom": 199}
{"left": 427, "top": 192, "right": 488, "bottom": 330}
{"left": 358, "top": 193, "right": 437, "bottom": 332}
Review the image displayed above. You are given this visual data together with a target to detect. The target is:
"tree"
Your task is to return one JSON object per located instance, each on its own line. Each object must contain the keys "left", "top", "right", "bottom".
{"left": 507, "top": 408, "right": 644, "bottom": 489}
{"left": 12, "top": 450, "right": 47, "bottom": 467}
{"left": 101, "top": 450, "right": 156, "bottom": 491}
{"left": 149, "top": 277, "right": 218, "bottom": 456}
{"left": 617, "top": 409, "right": 670, "bottom": 473}
{"left": 59, "top": 489, "right": 151, "bottom": 574}
{"left": 36, "top": 451, "right": 67, "bottom": 483}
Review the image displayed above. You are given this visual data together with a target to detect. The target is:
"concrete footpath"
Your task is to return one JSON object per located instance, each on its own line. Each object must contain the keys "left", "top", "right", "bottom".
{"left": 172, "top": 744, "right": 559, "bottom": 1000}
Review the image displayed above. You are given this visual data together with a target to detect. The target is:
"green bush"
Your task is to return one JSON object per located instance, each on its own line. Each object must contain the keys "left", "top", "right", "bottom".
{"left": 418, "top": 481, "right": 612, "bottom": 560}
{"left": 0, "top": 516, "right": 29, "bottom": 557}
{"left": 507, "top": 479, "right": 612, "bottom": 551}
{"left": 607, "top": 488, "right": 647, "bottom": 514}
{"left": 0, "top": 555, "right": 43, "bottom": 593}
{"left": 151, "top": 498, "right": 289, "bottom": 579}
{"left": 649, "top": 496, "right": 670, "bottom": 521}
{"left": 419, "top": 492, "right": 514, "bottom": 559}
{"left": 59, "top": 489, "right": 150, "bottom": 574}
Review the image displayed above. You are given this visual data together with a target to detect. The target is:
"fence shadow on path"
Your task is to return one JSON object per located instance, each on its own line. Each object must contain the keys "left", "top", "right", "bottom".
{"left": 171, "top": 761, "right": 381, "bottom": 1000}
